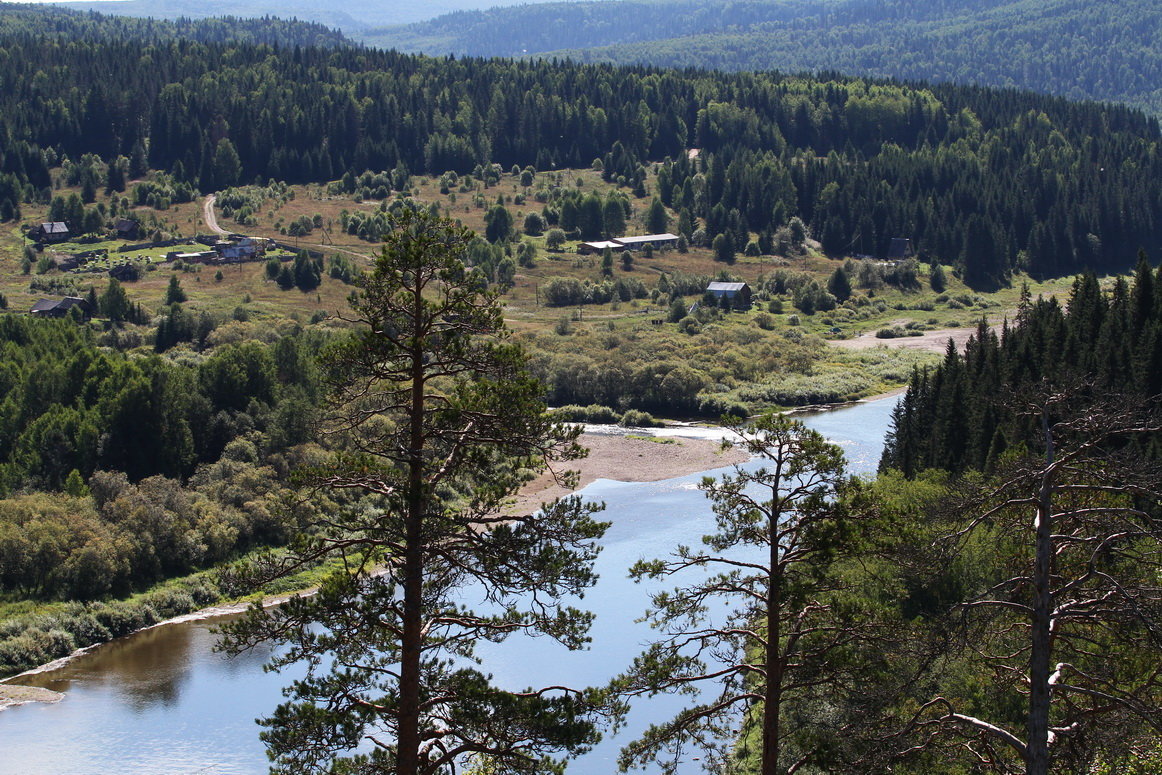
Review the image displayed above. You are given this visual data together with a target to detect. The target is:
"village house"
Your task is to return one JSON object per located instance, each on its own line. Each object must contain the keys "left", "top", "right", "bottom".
{"left": 608, "top": 233, "right": 679, "bottom": 251}
{"left": 578, "top": 233, "right": 680, "bottom": 253}
{"left": 887, "top": 237, "right": 914, "bottom": 261}
{"left": 577, "top": 240, "right": 623, "bottom": 255}
{"left": 113, "top": 219, "right": 141, "bottom": 240}
{"left": 30, "top": 296, "right": 93, "bottom": 320}
{"left": 218, "top": 237, "right": 264, "bottom": 261}
{"left": 32, "top": 222, "right": 71, "bottom": 244}
{"left": 706, "top": 281, "right": 753, "bottom": 308}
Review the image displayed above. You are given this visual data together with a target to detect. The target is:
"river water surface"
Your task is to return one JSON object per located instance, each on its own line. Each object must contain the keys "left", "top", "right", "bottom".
{"left": 0, "top": 395, "right": 898, "bottom": 775}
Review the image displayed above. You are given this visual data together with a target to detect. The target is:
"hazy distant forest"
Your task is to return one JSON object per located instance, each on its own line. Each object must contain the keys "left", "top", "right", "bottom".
{"left": 1, "top": 5, "right": 1161, "bottom": 774}
{"left": 372, "top": 0, "right": 1162, "bottom": 118}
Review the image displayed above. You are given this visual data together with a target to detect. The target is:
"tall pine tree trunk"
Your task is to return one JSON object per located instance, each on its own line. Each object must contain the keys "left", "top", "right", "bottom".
{"left": 398, "top": 513, "right": 424, "bottom": 775}
{"left": 761, "top": 531, "right": 783, "bottom": 775}
{"left": 398, "top": 346, "right": 428, "bottom": 775}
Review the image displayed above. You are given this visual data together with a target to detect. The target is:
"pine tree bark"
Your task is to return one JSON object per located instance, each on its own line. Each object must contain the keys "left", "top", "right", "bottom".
{"left": 761, "top": 546, "right": 783, "bottom": 775}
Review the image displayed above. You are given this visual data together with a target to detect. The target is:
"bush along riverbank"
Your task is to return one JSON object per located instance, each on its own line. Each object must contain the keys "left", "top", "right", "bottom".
{"left": 0, "top": 573, "right": 224, "bottom": 679}
{"left": 0, "top": 547, "right": 352, "bottom": 680}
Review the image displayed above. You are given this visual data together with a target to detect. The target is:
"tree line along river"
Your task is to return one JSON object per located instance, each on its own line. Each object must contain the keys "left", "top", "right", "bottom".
{"left": 0, "top": 395, "right": 899, "bottom": 775}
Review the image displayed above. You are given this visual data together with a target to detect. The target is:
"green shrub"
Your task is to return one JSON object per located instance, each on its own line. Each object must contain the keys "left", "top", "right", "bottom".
{"left": 698, "top": 396, "right": 751, "bottom": 420}
{"left": 93, "top": 601, "right": 151, "bottom": 638}
{"left": 550, "top": 404, "right": 619, "bottom": 424}
{"left": 619, "top": 409, "right": 662, "bottom": 428}
{"left": 54, "top": 610, "right": 111, "bottom": 644}
{"left": 148, "top": 589, "right": 196, "bottom": 619}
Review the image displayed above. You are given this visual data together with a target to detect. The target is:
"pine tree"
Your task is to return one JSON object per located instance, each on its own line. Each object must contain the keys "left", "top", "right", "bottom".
{"left": 221, "top": 210, "right": 611, "bottom": 775}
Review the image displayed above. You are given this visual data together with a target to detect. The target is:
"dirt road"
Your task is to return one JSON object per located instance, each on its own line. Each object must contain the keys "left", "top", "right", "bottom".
{"left": 201, "top": 194, "right": 228, "bottom": 236}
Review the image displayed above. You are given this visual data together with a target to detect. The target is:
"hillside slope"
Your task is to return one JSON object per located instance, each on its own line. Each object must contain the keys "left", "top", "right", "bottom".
{"left": 364, "top": 0, "right": 1162, "bottom": 117}
{"left": 54, "top": 0, "right": 570, "bottom": 30}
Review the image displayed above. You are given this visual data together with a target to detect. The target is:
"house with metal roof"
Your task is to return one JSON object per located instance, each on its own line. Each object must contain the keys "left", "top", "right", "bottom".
{"left": 706, "top": 281, "right": 752, "bottom": 307}
{"left": 612, "top": 233, "right": 679, "bottom": 250}
{"left": 577, "top": 240, "right": 623, "bottom": 254}
{"left": 32, "top": 222, "right": 71, "bottom": 244}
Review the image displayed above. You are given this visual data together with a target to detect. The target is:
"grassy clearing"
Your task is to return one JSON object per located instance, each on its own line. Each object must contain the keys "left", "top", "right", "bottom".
{"left": 0, "top": 168, "right": 1087, "bottom": 416}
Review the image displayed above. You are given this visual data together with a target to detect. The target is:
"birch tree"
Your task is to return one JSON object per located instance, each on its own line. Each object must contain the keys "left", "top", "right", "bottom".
{"left": 221, "top": 209, "right": 610, "bottom": 775}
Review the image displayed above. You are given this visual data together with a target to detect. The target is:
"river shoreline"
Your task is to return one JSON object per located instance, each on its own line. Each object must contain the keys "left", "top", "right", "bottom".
{"left": 0, "top": 395, "right": 902, "bottom": 773}
{"left": 0, "top": 428, "right": 755, "bottom": 708}
{"left": 505, "top": 430, "right": 750, "bottom": 515}
{"left": 0, "top": 393, "right": 906, "bottom": 711}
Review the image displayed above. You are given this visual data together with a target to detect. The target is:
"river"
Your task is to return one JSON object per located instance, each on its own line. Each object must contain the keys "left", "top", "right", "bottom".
{"left": 0, "top": 395, "right": 899, "bottom": 775}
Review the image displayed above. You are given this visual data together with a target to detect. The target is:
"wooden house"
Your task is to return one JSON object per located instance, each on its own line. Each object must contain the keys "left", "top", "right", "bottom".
{"left": 706, "top": 281, "right": 753, "bottom": 307}
{"left": 113, "top": 219, "right": 141, "bottom": 240}
{"left": 33, "top": 222, "right": 71, "bottom": 244}
{"left": 887, "top": 238, "right": 914, "bottom": 261}
{"left": 30, "top": 296, "right": 92, "bottom": 320}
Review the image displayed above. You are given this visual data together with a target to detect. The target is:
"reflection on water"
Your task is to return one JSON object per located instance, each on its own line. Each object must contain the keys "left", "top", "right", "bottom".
{"left": 0, "top": 616, "right": 288, "bottom": 775}
{"left": 0, "top": 395, "right": 898, "bottom": 775}
{"left": 29, "top": 625, "right": 196, "bottom": 710}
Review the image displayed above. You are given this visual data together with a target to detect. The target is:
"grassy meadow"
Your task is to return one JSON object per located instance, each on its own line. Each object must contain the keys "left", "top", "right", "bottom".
{"left": 2, "top": 165, "right": 1084, "bottom": 415}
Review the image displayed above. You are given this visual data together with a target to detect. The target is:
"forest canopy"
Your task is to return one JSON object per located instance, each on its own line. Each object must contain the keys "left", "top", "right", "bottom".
{"left": 371, "top": 0, "right": 1162, "bottom": 120}
{"left": 1, "top": 4, "right": 1162, "bottom": 282}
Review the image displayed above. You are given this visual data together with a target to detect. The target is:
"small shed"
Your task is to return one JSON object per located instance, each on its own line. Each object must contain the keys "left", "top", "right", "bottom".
{"left": 887, "top": 238, "right": 914, "bottom": 261}
{"left": 706, "top": 281, "right": 753, "bottom": 307}
{"left": 166, "top": 251, "right": 218, "bottom": 264}
{"left": 33, "top": 222, "right": 71, "bottom": 244}
{"left": 30, "top": 296, "right": 92, "bottom": 320}
{"left": 113, "top": 219, "right": 141, "bottom": 240}
{"left": 109, "top": 264, "right": 140, "bottom": 282}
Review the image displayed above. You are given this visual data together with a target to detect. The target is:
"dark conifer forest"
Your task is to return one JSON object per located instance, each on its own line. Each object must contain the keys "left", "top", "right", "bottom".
{"left": 373, "top": 0, "right": 1162, "bottom": 118}
{"left": 1, "top": 5, "right": 1162, "bottom": 284}
{"left": 882, "top": 257, "right": 1162, "bottom": 475}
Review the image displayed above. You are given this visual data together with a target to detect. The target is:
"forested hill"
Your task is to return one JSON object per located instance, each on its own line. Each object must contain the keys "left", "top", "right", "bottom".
{"left": 0, "top": 2, "right": 350, "bottom": 47}
{"left": 3, "top": 7, "right": 1162, "bottom": 282}
{"left": 365, "top": 0, "right": 1162, "bottom": 118}
{"left": 55, "top": 0, "right": 568, "bottom": 30}
{"left": 881, "top": 259, "right": 1162, "bottom": 476}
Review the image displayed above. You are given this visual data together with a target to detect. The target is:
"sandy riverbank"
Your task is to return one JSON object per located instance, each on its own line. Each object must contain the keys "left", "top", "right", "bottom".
{"left": 505, "top": 431, "right": 749, "bottom": 515}
{"left": 829, "top": 325, "right": 992, "bottom": 354}
{"left": 0, "top": 684, "right": 63, "bottom": 712}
